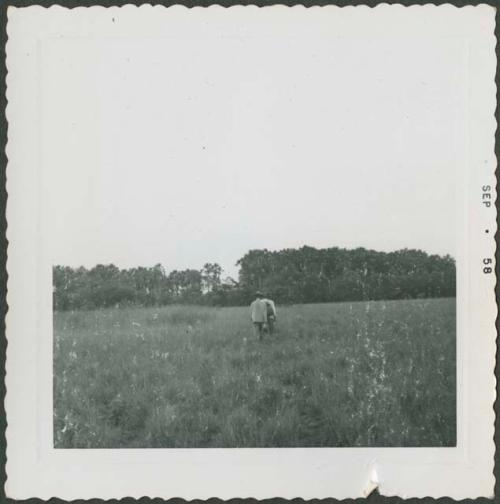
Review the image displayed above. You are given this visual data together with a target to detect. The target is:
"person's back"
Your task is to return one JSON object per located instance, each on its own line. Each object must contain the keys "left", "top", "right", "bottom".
{"left": 250, "top": 292, "right": 267, "bottom": 341}
{"left": 250, "top": 298, "right": 267, "bottom": 323}
{"left": 262, "top": 298, "right": 277, "bottom": 334}
{"left": 263, "top": 298, "right": 276, "bottom": 317}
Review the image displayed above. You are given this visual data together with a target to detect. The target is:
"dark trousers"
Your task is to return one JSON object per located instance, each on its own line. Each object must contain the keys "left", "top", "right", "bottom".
{"left": 267, "top": 316, "right": 275, "bottom": 334}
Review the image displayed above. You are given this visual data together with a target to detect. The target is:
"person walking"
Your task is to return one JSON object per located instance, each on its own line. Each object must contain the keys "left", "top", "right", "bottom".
{"left": 250, "top": 291, "right": 267, "bottom": 341}
{"left": 262, "top": 297, "right": 277, "bottom": 334}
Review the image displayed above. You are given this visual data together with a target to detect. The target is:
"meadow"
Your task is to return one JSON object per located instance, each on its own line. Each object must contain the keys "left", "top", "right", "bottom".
{"left": 53, "top": 298, "right": 456, "bottom": 448}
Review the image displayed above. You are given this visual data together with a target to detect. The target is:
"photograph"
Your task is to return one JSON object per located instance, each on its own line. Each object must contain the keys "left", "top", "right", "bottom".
{"left": 5, "top": 4, "right": 496, "bottom": 500}
{"left": 49, "top": 8, "right": 457, "bottom": 448}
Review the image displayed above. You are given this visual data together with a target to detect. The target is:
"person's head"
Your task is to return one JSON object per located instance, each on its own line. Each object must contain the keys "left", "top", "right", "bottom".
{"left": 255, "top": 291, "right": 263, "bottom": 299}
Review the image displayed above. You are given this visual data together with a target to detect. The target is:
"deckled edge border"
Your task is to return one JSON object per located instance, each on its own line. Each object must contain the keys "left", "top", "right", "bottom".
{"left": 1, "top": 0, "right": 8, "bottom": 503}
{"left": 494, "top": 1, "right": 498, "bottom": 502}
{"left": 0, "top": 2, "right": 498, "bottom": 504}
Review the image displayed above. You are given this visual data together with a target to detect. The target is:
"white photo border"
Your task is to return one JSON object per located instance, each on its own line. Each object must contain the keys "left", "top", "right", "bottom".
{"left": 4, "top": 4, "right": 497, "bottom": 500}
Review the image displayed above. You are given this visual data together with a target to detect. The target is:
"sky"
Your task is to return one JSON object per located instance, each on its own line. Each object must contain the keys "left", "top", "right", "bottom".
{"left": 42, "top": 12, "right": 464, "bottom": 279}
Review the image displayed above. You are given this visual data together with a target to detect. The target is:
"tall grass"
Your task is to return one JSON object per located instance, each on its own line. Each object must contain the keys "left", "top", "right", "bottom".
{"left": 54, "top": 298, "right": 456, "bottom": 447}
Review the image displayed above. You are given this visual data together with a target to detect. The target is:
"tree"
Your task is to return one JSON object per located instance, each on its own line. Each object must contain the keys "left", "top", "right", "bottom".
{"left": 201, "top": 263, "right": 222, "bottom": 293}
{"left": 168, "top": 269, "right": 203, "bottom": 303}
{"left": 52, "top": 247, "right": 456, "bottom": 310}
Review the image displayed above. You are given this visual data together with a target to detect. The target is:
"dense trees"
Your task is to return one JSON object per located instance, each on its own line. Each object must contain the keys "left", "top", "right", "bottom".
{"left": 236, "top": 247, "right": 455, "bottom": 304}
{"left": 53, "top": 246, "right": 455, "bottom": 311}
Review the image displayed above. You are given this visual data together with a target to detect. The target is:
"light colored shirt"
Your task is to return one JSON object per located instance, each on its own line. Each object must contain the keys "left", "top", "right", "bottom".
{"left": 262, "top": 298, "right": 277, "bottom": 317}
{"left": 250, "top": 299, "right": 268, "bottom": 323}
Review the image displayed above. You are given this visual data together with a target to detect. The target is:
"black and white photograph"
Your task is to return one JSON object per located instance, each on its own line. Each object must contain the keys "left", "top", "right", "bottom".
{"left": 4, "top": 4, "right": 496, "bottom": 500}
{"left": 49, "top": 9, "right": 460, "bottom": 449}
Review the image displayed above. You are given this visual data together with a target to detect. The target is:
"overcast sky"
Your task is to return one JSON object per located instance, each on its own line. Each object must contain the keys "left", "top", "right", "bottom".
{"left": 42, "top": 10, "right": 464, "bottom": 278}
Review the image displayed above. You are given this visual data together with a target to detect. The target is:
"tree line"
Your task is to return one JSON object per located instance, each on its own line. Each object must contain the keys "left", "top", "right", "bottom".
{"left": 53, "top": 246, "right": 456, "bottom": 311}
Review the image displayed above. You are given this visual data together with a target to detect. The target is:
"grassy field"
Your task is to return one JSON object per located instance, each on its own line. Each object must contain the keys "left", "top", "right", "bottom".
{"left": 53, "top": 298, "right": 456, "bottom": 448}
